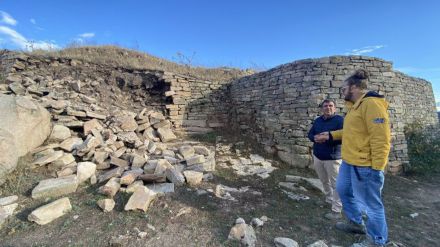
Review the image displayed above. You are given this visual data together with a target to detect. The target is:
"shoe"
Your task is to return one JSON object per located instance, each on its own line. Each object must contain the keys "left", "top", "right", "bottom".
{"left": 335, "top": 220, "right": 366, "bottom": 234}
{"left": 324, "top": 212, "right": 342, "bottom": 220}
{"left": 350, "top": 237, "right": 385, "bottom": 247}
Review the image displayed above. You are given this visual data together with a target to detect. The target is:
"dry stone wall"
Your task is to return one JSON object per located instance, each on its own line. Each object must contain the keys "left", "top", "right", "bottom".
{"left": 228, "top": 56, "right": 438, "bottom": 173}
{"left": 1, "top": 50, "right": 438, "bottom": 174}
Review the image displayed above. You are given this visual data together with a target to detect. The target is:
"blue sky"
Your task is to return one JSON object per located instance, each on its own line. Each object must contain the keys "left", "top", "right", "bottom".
{"left": 1, "top": 1, "right": 439, "bottom": 102}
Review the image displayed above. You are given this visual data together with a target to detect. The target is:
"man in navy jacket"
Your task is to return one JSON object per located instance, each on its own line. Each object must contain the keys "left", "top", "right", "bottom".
{"left": 308, "top": 99, "right": 344, "bottom": 220}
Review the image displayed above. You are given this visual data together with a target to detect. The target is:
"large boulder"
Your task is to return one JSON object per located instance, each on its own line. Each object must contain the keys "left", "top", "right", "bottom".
{"left": 0, "top": 95, "right": 51, "bottom": 185}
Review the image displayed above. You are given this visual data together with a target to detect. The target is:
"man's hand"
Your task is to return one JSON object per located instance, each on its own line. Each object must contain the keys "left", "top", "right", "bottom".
{"left": 314, "top": 132, "right": 329, "bottom": 143}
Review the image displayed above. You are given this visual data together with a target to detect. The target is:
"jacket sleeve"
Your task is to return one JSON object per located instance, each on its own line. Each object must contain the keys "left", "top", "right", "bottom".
{"left": 308, "top": 122, "right": 316, "bottom": 143}
{"left": 331, "top": 116, "right": 344, "bottom": 145}
{"left": 363, "top": 100, "right": 391, "bottom": 170}
{"left": 330, "top": 129, "right": 343, "bottom": 141}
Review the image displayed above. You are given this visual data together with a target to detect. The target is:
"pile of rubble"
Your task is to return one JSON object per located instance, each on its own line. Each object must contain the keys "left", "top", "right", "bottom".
{"left": 0, "top": 56, "right": 216, "bottom": 226}
{"left": 26, "top": 106, "right": 216, "bottom": 224}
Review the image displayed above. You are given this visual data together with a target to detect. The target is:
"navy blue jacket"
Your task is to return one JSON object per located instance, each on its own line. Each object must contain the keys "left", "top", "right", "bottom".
{"left": 308, "top": 114, "right": 344, "bottom": 160}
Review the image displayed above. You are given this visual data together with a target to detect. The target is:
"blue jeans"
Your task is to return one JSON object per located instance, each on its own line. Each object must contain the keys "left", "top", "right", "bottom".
{"left": 336, "top": 161, "right": 388, "bottom": 245}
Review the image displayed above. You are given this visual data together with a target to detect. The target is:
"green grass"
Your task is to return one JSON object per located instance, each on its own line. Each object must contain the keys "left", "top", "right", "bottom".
{"left": 405, "top": 122, "right": 440, "bottom": 175}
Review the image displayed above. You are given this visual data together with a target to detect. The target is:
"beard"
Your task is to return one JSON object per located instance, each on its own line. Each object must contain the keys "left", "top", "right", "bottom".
{"left": 344, "top": 91, "right": 353, "bottom": 102}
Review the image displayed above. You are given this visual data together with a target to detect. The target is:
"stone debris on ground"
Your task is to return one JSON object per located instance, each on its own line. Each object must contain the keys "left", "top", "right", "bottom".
{"left": 228, "top": 218, "right": 257, "bottom": 247}
{"left": 0, "top": 82, "right": 218, "bottom": 226}
{"left": 0, "top": 195, "right": 19, "bottom": 229}
{"left": 214, "top": 184, "right": 252, "bottom": 201}
{"left": 27, "top": 197, "right": 72, "bottom": 225}
{"left": 274, "top": 237, "right": 299, "bottom": 247}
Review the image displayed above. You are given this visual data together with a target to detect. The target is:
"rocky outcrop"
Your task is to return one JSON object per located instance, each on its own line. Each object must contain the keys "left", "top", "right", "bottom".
{"left": 0, "top": 95, "right": 51, "bottom": 184}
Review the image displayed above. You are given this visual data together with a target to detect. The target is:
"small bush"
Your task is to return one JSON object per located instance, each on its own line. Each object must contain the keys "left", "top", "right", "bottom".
{"left": 405, "top": 122, "right": 440, "bottom": 175}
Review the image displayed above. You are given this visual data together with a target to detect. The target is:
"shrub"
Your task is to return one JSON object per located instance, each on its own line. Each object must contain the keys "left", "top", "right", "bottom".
{"left": 404, "top": 122, "right": 440, "bottom": 175}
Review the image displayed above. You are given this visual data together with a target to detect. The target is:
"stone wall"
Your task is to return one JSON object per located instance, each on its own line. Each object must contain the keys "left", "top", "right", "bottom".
{"left": 228, "top": 56, "right": 438, "bottom": 173}
{"left": 162, "top": 72, "right": 231, "bottom": 133}
{"left": 1, "top": 51, "right": 438, "bottom": 174}
{"left": 0, "top": 50, "right": 231, "bottom": 136}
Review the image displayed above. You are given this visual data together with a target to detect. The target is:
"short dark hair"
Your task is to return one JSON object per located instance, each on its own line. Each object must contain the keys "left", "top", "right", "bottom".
{"left": 320, "top": 99, "right": 336, "bottom": 108}
{"left": 345, "top": 69, "right": 369, "bottom": 90}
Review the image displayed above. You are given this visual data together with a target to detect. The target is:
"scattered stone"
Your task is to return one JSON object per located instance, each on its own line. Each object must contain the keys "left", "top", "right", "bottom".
{"left": 157, "top": 127, "right": 177, "bottom": 142}
{"left": 138, "top": 174, "right": 166, "bottom": 183}
{"left": 154, "top": 159, "right": 172, "bottom": 175}
{"left": 124, "top": 186, "right": 157, "bottom": 212}
{"left": 149, "top": 112, "right": 165, "bottom": 125}
{"left": 86, "top": 111, "right": 106, "bottom": 120}
{"left": 31, "top": 175, "right": 78, "bottom": 199}
{"left": 194, "top": 145, "right": 211, "bottom": 156}
{"left": 110, "top": 156, "right": 129, "bottom": 168}
{"left": 146, "top": 183, "right": 175, "bottom": 195}
{"left": 28, "top": 197, "right": 72, "bottom": 225}
{"left": 98, "top": 178, "right": 121, "bottom": 197}
{"left": 77, "top": 162, "right": 97, "bottom": 183}
{"left": 83, "top": 119, "right": 103, "bottom": 135}
{"left": 278, "top": 182, "right": 307, "bottom": 192}
{"left": 183, "top": 171, "right": 203, "bottom": 186}
{"left": 228, "top": 220, "right": 256, "bottom": 247}
{"left": 274, "top": 237, "right": 299, "bottom": 247}
{"left": 236, "top": 217, "right": 246, "bottom": 224}
{"left": 131, "top": 154, "right": 146, "bottom": 168}
{"left": 125, "top": 180, "right": 144, "bottom": 193}
{"left": 410, "top": 213, "right": 419, "bottom": 218}
{"left": 49, "top": 125, "right": 71, "bottom": 142}
{"left": 307, "top": 240, "right": 328, "bottom": 247}
{"left": 120, "top": 169, "right": 143, "bottom": 185}
{"left": 70, "top": 81, "right": 81, "bottom": 92}
{"left": 32, "top": 150, "right": 64, "bottom": 167}
{"left": 165, "top": 167, "right": 185, "bottom": 186}
{"left": 281, "top": 190, "right": 310, "bottom": 201}
{"left": 97, "top": 198, "right": 115, "bottom": 212}
{"left": 186, "top": 155, "right": 205, "bottom": 166}
{"left": 260, "top": 216, "right": 269, "bottom": 222}
{"left": 179, "top": 145, "right": 195, "bottom": 159}
{"left": 59, "top": 137, "right": 83, "bottom": 152}
{"left": 285, "top": 175, "right": 324, "bottom": 194}
{"left": 50, "top": 153, "right": 75, "bottom": 170}
{"left": 0, "top": 195, "right": 18, "bottom": 206}
{"left": 251, "top": 218, "right": 264, "bottom": 227}
{"left": 98, "top": 167, "right": 124, "bottom": 183}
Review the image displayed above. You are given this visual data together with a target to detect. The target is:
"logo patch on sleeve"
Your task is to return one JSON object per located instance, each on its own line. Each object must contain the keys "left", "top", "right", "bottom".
{"left": 373, "top": 118, "right": 385, "bottom": 124}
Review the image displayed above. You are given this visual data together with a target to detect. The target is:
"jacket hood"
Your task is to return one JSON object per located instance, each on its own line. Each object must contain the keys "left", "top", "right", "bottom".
{"left": 351, "top": 91, "right": 388, "bottom": 110}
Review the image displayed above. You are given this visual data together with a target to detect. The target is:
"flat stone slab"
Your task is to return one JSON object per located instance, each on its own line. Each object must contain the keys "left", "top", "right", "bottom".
{"left": 28, "top": 197, "right": 72, "bottom": 225}
{"left": 285, "top": 175, "right": 324, "bottom": 194}
{"left": 0, "top": 195, "right": 18, "bottom": 206}
{"left": 124, "top": 186, "right": 157, "bottom": 212}
{"left": 32, "top": 150, "right": 64, "bottom": 167}
{"left": 274, "top": 237, "right": 299, "bottom": 247}
{"left": 32, "top": 175, "right": 78, "bottom": 199}
{"left": 146, "top": 183, "right": 175, "bottom": 195}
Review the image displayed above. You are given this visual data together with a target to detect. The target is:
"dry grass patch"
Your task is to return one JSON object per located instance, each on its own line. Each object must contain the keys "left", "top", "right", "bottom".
{"left": 28, "top": 45, "right": 255, "bottom": 82}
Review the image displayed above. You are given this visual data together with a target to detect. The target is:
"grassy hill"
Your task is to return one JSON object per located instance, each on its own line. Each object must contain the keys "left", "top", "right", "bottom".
{"left": 28, "top": 45, "right": 254, "bottom": 82}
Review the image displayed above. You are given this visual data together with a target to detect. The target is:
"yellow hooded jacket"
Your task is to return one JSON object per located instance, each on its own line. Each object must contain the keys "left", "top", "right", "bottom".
{"left": 330, "top": 91, "right": 391, "bottom": 171}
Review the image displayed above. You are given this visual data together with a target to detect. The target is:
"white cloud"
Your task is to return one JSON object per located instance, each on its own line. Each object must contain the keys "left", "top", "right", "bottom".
{"left": 0, "top": 11, "right": 17, "bottom": 26}
{"left": 30, "top": 18, "right": 36, "bottom": 24}
{"left": 345, "top": 45, "right": 385, "bottom": 55}
{"left": 0, "top": 25, "right": 59, "bottom": 50}
{"left": 78, "top": 32, "right": 95, "bottom": 38}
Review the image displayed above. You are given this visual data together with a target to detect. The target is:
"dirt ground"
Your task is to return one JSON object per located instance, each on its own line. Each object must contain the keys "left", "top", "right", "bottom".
{"left": 0, "top": 135, "right": 439, "bottom": 247}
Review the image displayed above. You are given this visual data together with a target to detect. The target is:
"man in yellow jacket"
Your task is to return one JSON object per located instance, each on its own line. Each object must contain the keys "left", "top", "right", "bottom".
{"left": 315, "top": 69, "right": 390, "bottom": 247}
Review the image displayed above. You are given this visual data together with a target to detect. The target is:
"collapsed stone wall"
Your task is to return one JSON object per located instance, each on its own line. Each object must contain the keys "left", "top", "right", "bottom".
{"left": 0, "top": 50, "right": 230, "bottom": 136}
{"left": 228, "top": 56, "right": 438, "bottom": 173}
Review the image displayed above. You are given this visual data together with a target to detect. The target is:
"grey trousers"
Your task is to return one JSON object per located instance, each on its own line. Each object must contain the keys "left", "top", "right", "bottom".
{"left": 313, "top": 155, "right": 342, "bottom": 213}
